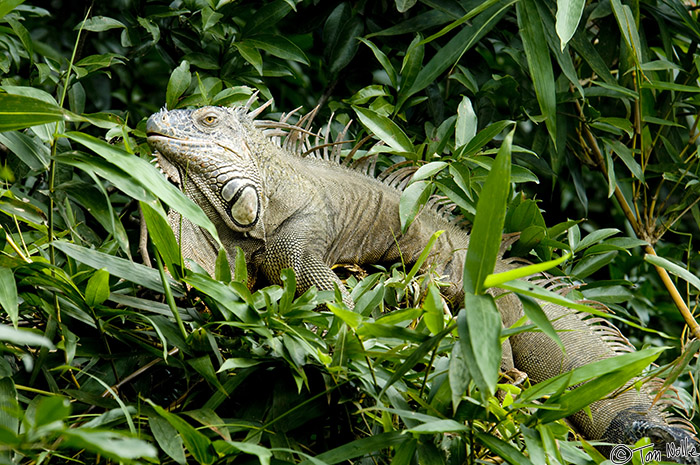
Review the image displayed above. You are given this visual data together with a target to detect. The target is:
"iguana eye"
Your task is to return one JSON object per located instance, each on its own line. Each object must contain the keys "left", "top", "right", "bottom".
{"left": 202, "top": 114, "right": 218, "bottom": 125}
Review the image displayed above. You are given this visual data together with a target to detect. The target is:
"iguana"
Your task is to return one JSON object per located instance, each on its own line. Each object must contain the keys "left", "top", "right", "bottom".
{"left": 146, "top": 99, "right": 699, "bottom": 463}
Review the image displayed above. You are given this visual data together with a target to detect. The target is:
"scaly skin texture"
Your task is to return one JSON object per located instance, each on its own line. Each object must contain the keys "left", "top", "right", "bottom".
{"left": 146, "top": 105, "right": 698, "bottom": 463}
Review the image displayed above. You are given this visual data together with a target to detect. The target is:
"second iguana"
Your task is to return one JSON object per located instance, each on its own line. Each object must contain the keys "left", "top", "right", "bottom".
{"left": 146, "top": 100, "right": 698, "bottom": 463}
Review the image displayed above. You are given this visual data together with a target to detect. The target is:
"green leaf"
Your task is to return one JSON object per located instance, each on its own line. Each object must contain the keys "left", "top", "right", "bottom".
{"left": 64, "top": 132, "right": 220, "bottom": 246}
{"left": 218, "top": 358, "right": 264, "bottom": 371}
{"left": 0, "top": 377, "right": 19, "bottom": 459}
{"left": 183, "top": 273, "right": 258, "bottom": 323}
{"left": 56, "top": 151, "right": 153, "bottom": 202}
{"left": 412, "top": 162, "right": 447, "bottom": 182}
{"left": 298, "top": 432, "right": 405, "bottom": 465}
{"left": 141, "top": 200, "right": 182, "bottom": 275}
{"left": 422, "top": 283, "right": 445, "bottom": 334}
{"left": 644, "top": 254, "right": 700, "bottom": 291}
{"left": 455, "top": 96, "right": 477, "bottom": 148}
{"left": 641, "top": 80, "right": 700, "bottom": 93}
{"left": 242, "top": 0, "right": 293, "bottom": 35}
{"left": 518, "top": 295, "right": 564, "bottom": 352}
{"left": 395, "top": 0, "right": 418, "bottom": 13}
{"left": 482, "top": 253, "right": 571, "bottom": 289}
{"left": 555, "top": 0, "right": 585, "bottom": 50}
{"left": 85, "top": 269, "right": 110, "bottom": 307}
{"left": 0, "top": 93, "right": 68, "bottom": 131}
{"left": 233, "top": 246, "right": 248, "bottom": 286}
{"left": 476, "top": 432, "right": 534, "bottom": 465}
{"left": 397, "top": 35, "right": 424, "bottom": 108}
{"left": 408, "top": 419, "right": 469, "bottom": 433}
{"left": 498, "top": 279, "right": 603, "bottom": 315}
{"left": 517, "top": 0, "right": 556, "bottom": 143}
{"left": 0, "top": 131, "right": 50, "bottom": 170}
{"left": 574, "top": 228, "right": 620, "bottom": 252}
{"left": 520, "top": 426, "right": 546, "bottom": 465}
{"left": 459, "top": 294, "right": 501, "bottom": 399}
{"left": 75, "top": 16, "right": 126, "bottom": 32}
{"left": 6, "top": 15, "right": 33, "bottom": 61}
{"left": 146, "top": 400, "right": 216, "bottom": 465}
{"left": 216, "top": 441, "right": 272, "bottom": 465}
{"left": 215, "top": 247, "right": 231, "bottom": 282}
{"left": 188, "top": 356, "right": 228, "bottom": 396}
{"left": 571, "top": 251, "right": 618, "bottom": 278}
{"left": 327, "top": 302, "right": 362, "bottom": 329}
{"left": 246, "top": 35, "right": 309, "bottom": 65}
{"left": 0, "top": 268, "right": 18, "bottom": 327}
{"left": 604, "top": 138, "right": 644, "bottom": 182}
{"left": 166, "top": 60, "right": 191, "bottom": 109}
{"left": 519, "top": 346, "right": 664, "bottom": 404}
{"left": 323, "top": 4, "right": 363, "bottom": 76}
{"left": 64, "top": 181, "right": 130, "bottom": 256}
{"left": 353, "top": 106, "right": 414, "bottom": 154}
{"left": 399, "top": 180, "right": 432, "bottom": 233}
{"left": 33, "top": 395, "right": 70, "bottom": 428}
{"left": 448, "top": 342, "right": 470, "bottom": 410}
{"left": 53, "top": 240, "right": 181, "bottom": 294}
{"left": 366, "top": 9, "right": 453, "bottom": 38}
{"left": 460, "top": 120, "right": 513, "bottom": 157}
{"left": 404, "top": 230, "right": 444, "bottom": 283}
{"left": 357, "top": 38, "right": 398, "bottom": 88}
{"left": 536, "top": 348, "right": 662, "bottom": 423}
{"left": 0, "top": 324, "right": 54, "bottom": 348}
{"left": 235, "top": 42, "right": 263, "bottom": 75}
{"left": 610, "top": 0, "right": 642, "bottom": 65}
{"left": 63, "top": 428, "right": 158, "bottom": 461}
{"left": 463, "top": 127, "right": 513, "bottom": 295}
{"left": 378, "top": 324, "right": 454, "bottom": 399}
{"left": 149, "top": 415, "right": 186, "bottom": 465}
{"left": 398, "top": 1, "right": 510, "bottom": 110}
{"left": 0, "top": 0, "right": 24, "bottom": 19}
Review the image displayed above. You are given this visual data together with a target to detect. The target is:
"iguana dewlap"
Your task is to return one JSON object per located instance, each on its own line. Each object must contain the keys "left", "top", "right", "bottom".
{"left": 146, "top": 103, "right": 698, "bottom": 463}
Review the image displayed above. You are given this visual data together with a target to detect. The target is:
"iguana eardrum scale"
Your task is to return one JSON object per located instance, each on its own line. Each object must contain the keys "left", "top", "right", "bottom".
{"left": 146, "top": 99, "right": 698, "bottom": 463}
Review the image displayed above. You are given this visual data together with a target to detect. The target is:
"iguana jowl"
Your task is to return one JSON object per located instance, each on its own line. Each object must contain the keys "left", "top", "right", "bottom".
{"left": 146, "top": 102, "right": 698, "bottom": 462}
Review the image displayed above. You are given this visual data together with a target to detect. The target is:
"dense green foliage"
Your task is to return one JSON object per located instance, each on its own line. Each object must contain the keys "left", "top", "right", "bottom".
{"left": 0, "top": 0, "right": 698, "bottom": 463}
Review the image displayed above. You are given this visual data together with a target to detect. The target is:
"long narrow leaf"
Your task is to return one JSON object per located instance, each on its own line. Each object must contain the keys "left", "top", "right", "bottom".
{"left": 398, "top": 1, "right": 511, "bottom": 109}
{"left": 459, "top": 295, "right": 501, "bottom": 398}
{"left": 518, "top": 347, "right": 665, "bottom": 404}
{"left": 463, "top": 127, "right": 513, "bottom": 295}
{"left": 476, "top": 432, "right": 535, "bottom": 465}
{"left": 645, "top": 254, "right": 700, "bottom": 291}
{"left": 517, "top": 0, "right": 557, "bottom": 143}
{"left": 298, "top": 432, "right": 404, "bottom": 465}
{"left": 0, "top": 268, "right": 18, "bottom": 327}
{"left": 555, "top": 0, "right": 585, "bottom": 50}
{"left": 53, "top": 241, "right": 182, "bottom": 294}
{"left": 482, "top": 253, "right": 571, "bottom": 288}
{"left": 536, "top": 348, "right": 661, "bottom": 423}
{"left": 64, "top": 132, "right": 221, "bottom": 246}
{"left": 353, "top": 106, "right": 414, "bottom": 154}
{"left": 0, "top": 93, "right": 67, "bottom": 131}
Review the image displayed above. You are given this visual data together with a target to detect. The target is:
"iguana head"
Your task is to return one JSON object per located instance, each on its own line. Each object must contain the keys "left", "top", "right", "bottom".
{"left": 146, "top": 106, "right": 262, "bottom": 232}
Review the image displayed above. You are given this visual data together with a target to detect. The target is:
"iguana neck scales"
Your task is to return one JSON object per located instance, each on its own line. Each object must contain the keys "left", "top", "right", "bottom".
{"left": 146, "top": 103, "right": 698, "bottom": 463}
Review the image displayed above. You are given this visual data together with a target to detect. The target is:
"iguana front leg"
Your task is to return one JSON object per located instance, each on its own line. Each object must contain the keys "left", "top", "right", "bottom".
{"left": 261, "top": 234, "right": 353, "bottom": 307}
